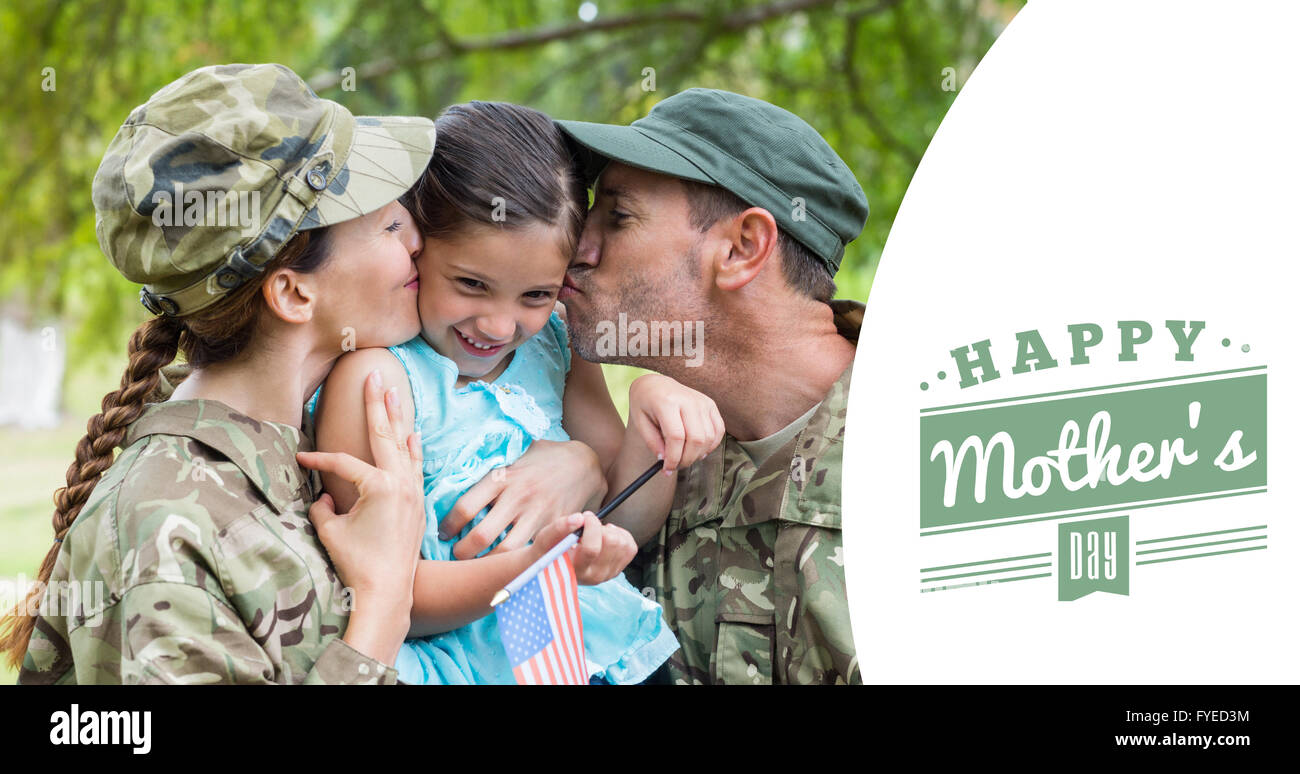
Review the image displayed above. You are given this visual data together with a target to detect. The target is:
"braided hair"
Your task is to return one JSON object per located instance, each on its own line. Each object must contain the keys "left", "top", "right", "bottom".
{"left": 0, "top": 228, "right": 333, "bottom": 669}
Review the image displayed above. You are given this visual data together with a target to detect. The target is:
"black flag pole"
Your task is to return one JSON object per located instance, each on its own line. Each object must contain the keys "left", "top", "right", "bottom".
{"left": 490, "top": 459, "right": 665, "bottom": 607}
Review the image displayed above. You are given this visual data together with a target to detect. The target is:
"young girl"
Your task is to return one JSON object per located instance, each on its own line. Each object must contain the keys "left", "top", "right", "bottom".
{"left": 310, "top": 101, "right": 722, "bottom": 685}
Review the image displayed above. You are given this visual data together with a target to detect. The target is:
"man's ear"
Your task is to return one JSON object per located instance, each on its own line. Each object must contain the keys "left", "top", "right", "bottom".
{"left": 261, "top": 267, "right": 315, "bottom": 324}
{"left": 713, "top": 207, "right": 779, "bottom": 292}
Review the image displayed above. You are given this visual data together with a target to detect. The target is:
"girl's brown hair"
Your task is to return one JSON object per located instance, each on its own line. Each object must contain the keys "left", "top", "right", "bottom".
{"left": 0, "top": 228, "right": 333, "bottom": 669}
{"left": 407, "top": 101, "right": 587, "bottom": 256}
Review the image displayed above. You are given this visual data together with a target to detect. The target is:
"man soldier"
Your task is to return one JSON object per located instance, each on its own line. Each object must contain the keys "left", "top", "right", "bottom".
{"left": 557, "top": 89, "right": 868, "bottom": 684}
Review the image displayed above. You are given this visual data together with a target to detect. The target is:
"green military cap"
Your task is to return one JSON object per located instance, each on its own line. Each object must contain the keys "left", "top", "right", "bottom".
{"left": 557, "top": 88, "right": 868, "bottom": 275}
{"left": 93, "top": 63, "right": 437, "bottom": 317}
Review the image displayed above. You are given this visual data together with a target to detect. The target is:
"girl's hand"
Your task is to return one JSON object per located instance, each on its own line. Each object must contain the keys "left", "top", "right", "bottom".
{"left": 443, "top": 439, "right": 608, "bottom": 560}
{"left": 296, "top": 371, "right": 425, "bottom": 662}
{"left": 627, "top": 374, "right": 725, "bottom": 477}
{"left": 530, "top": 511, "right": 639, "bottom": 586}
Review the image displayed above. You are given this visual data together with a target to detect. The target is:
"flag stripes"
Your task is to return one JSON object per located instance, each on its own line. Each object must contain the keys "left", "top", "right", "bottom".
{"left": 496, "top": 551, "right": 588, "bottom": 685}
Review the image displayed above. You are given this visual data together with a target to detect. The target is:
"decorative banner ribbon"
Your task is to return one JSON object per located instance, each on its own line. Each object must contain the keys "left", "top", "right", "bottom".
{"left": 1058, "top": 515, "right": 1130, "bottom": 601}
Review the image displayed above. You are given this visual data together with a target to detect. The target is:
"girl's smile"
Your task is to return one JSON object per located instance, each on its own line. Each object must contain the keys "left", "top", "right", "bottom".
{"left": 453, "top": 326, "right": 511, "bottom": 358}
{"left": 415, "top": 222, "right": 570, "bottom": 384}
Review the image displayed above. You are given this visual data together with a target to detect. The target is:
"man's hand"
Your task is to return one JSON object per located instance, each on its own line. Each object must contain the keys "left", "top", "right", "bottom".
{"left": 441, "top": 439, "right": 608, "bottom": 560}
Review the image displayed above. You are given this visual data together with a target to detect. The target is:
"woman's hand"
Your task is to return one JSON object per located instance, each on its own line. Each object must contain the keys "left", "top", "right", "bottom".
{"left": 530, "top": 511, "right": 639, "bottom": 586}
{"left": 627, "top": 373, "right": 725, "bottom": 477}
{"left": 442, "top": 439, "right": 608, "bottom": 560}
{"left": 295, "top": 370, "right": 425, "bottom": 665}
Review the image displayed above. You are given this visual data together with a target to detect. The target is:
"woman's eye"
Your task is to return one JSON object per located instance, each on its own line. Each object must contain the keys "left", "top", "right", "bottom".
{"left": 384, "top": 220, "right": 402, "bottom": 233}
{"left": 609, "top": 209, "right": 630, "bottom": 224}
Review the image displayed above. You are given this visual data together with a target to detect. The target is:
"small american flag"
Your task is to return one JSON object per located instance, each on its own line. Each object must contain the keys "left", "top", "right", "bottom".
{"left": 495, "top": 551, "right": 588, "bottom": 685}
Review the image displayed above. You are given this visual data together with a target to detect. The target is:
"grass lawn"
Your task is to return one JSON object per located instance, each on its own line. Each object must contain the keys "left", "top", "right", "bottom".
{"left": 0, "top": 421, "right": 80, "bottom": 577}
{"left": 0, "top": 419, "right": 84, "bottom": 684}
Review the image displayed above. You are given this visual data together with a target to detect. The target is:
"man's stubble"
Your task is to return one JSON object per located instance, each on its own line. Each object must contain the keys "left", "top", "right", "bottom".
{"left": 567, "top": 238, "right": 720, "bottom": 382}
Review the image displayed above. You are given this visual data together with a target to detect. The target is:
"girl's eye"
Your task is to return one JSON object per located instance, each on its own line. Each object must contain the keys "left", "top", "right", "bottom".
{"left": 524, "top": 290, "right": 555, "bottom": 300}
{"left": 458, "top": 278, "right": 485, "bottom": 290}
{"left": 384, "top": 220, "right": 402, "bottom": 233}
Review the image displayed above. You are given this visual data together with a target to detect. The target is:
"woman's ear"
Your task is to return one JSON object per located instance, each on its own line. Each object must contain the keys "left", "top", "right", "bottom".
{"left": 713, "top": 207, "right": 779, "bottom": 292}
{"left": 261, "top": 268, "right": 315, "bottom": 324}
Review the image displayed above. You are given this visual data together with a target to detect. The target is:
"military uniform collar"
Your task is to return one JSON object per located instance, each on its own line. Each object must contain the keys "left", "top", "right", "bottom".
{"left": 828, "top": 298, "right": 864, "bottom": 345}
{"left": 123, "top": 399, "right": 311, "bottom": 515}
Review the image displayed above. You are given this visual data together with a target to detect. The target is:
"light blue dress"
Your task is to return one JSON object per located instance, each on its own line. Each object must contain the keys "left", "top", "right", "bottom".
{"left": 310, "top": 311, "right": 677, "bottom": 684}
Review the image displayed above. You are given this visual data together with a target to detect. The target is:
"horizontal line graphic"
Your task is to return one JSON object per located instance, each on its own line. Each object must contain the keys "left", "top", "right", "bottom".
{"left": 1135, "top": 535, "right": 1266, "bottom": 556}
{"left": 921, "top": 573, "right": 1053, "bottom": 593}
{"left": 922, "top": 562, "right": 1052, "bottom": 583}
{"left": 1137, "top": 524, "right": 1266, "bottom": 545}
{"left": 920, "top": 487, "right": 1266, "bottom": 536}
{"left": 1136, "top": 545, "right": 1267, "bottom": 566}
{"left": 920, "top": 365, "right": 1265, "bottom": 415}
{"left": 921, "top": 552, "right": 1052, "bottom": 573}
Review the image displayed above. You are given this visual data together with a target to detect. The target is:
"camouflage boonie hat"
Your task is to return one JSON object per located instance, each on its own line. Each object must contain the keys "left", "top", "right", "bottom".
{"left": 92, "top": 63, "right": 437, "bottom": 317}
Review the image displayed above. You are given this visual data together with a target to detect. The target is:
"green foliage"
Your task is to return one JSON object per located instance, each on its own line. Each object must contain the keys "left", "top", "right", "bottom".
{"left": 0, "top": 0, "right": 326, "bottom": 341}
{"left": 0, "top": 0, "right": 1020, "bottom": 369}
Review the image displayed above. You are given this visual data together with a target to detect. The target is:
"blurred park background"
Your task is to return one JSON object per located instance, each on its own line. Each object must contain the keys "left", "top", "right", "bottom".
{"left": 0, "top": 0, "right": 1021, "bottom": 681}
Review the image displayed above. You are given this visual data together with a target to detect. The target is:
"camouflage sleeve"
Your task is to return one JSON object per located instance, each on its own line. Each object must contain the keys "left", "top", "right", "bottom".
{"left": 108, "top": 581, "right": 398, "bottom": 685}
{"left": 775, "top": 523, "right": 860, "bottom": 685}
{"left": 302, "top": 640, "right": 402, "bottom": 686}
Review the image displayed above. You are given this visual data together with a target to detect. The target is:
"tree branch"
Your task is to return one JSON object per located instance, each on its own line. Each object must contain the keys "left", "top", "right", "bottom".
{"left": 307, "top": 0, "right": 867, "bottom": 92}
{"left": 841, "top": 0, "right": 922, "bottom": 166}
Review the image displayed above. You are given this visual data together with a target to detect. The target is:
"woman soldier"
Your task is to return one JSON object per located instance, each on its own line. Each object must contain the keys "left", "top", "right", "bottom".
{"left": 0, "top": 63, "right": 608, "bottom": 683}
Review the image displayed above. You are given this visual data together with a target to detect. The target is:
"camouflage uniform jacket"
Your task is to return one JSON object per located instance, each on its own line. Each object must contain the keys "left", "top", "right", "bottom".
{"left": 631, "top": 300, "right": 863, "bottom": 684}
{"left": 18, "top": 399, "right": 399, "bottom": 684}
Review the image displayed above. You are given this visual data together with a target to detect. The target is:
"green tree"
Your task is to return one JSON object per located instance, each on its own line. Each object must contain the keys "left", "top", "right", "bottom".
{"left": 0, "top": 0, "right": 1021, "bottom": 381}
